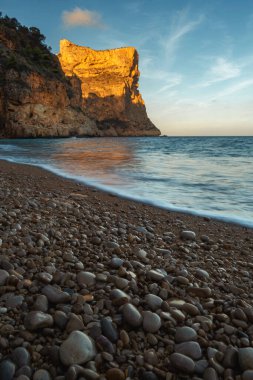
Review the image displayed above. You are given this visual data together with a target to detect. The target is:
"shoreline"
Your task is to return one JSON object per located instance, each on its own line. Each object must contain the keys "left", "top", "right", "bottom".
{"left": 1, "top": 159, "right": 253, "bottom": 379}
{"left": 1, "top": 157, "right": 252, "bottom": 230}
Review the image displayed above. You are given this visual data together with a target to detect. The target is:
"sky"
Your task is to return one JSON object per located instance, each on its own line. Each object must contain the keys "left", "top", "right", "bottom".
{"left": 1, "top": 0, "right": 253, "bottom": 136}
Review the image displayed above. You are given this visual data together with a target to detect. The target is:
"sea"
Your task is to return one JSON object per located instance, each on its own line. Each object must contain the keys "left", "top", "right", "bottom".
{"left": 0, "top": 136, "right": 252, "bottom": 228}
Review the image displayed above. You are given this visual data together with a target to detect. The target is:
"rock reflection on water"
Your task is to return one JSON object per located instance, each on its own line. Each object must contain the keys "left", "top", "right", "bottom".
{"left": 52, "top": 138, "right": 135, "bottom": 186}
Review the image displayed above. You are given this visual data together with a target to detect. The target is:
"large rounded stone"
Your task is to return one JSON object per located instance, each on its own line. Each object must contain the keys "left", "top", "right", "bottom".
{"left": 106, "top": 368, "right": 125, "bottom": 380}
{"left": 12, "top": 347, "right": 30, "bottom": 368}
{"left": 110, "top": 289, "right": 130, "bottom": 306}
{"left": 195, "top": 268, "right": 209, "bottom": 281}
{"left": 242, "top": 370, "right": 253, "bottom": 380}
{"left": 170, "top": 353, "right": 195, "bottom": 374}
{"left": 145, "top": 294, "right": 163, "bottom": 311}
{"left": 147, "top": 269, "right": 165, "bottom": 281}
{"left": 180, "top": 230, "right": 196, "bottom": 240}
{"left": 24, "top": 311, "right": 53, "bottom": 331}
{"left": 239, "top": 348, "right": 253, "bottom": 371}
{"left": 175, "top": 326, "right": 197, "bottom": 343}
{"left": 203, "top": 367, "right": 219, "bottom": 380}
{"left": 77, "top": 271, "right": 96, "bottom": 287}
{"left": 33, "top": 369, "right": 52, "bottom": 380}
{"left": 42, "top": 285, "right": 71, "bottom": 304}
{"left": 101, "top": 317, "right": 118, "bottom": 343}
{"left": 142, "top": 311, "right": 161, "bottom": 333}
{"left": 59, "top": 331, "right": 96, "bottom": 366}
{"left": 0, "top": 269, "right": 9, "bottom": 286}
{"left": 0, "top": 360, "right": 16, "bottom": 380}
{"left": 110, "top": 257, "right": 124, "bottom": 268}
{"left": 122, "top": 304, "right": 143, "bottom": 327}
{"left": 175, "top": 341, "right": 202, "bottom": 360}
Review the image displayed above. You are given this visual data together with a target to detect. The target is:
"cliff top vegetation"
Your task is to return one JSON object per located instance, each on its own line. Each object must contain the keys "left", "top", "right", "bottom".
{"left": 0, "top": 13, "right": 63, "bottom": 78}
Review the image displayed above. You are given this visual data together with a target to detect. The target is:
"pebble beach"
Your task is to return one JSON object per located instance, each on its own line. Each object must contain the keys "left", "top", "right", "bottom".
{"left": 0, "top": 160, "right": 253, "bottom": 380}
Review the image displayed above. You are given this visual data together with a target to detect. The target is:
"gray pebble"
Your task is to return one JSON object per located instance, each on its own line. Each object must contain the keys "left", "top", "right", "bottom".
{"left": 24, "top": 311, "right": 53, "bottom": 331}
{"left": 0, "top": 360, "right": 16, "bottom": 380}
{"left": 170, "top": 353, "right": 195, "bottom": 374}
{"left": 33, "top": 369, "right": 52, "bottom": 380}
{"left": 175, "top": 341, "right": 202, "bottom": 360}
{"left": 12, "top": 347, "right": 30, "bottom": 368}
{"left": 175, "top": 326, "right": 197, "bottom": 343}
{"left": 142, "top": 311, "right": 161, "bottom": 333}
{"left": 59, "top": 331, "right": 96, "bottom": 366}
{"left": 122, "top": 304, "right": 143, "bottom": 327}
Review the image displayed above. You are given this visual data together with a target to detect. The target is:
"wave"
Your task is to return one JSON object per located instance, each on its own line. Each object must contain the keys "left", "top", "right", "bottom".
{"left": 1, "top": 156, "right": 253, "bottom": 229}
{"left": 0, "top": 144, "right": 25, "bottom": 152}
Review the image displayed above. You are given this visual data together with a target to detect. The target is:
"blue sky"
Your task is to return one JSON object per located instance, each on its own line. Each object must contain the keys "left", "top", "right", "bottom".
{"left": 1, "top": 0, "right": 253, "bottom": 135}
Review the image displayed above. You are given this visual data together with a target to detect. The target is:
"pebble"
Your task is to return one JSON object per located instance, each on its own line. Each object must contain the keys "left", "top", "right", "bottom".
{"left": 145, "top": 294, "right": 163, "bottom": 311}
{"left": 142, "top": 311, "right": 161, "bottom": 333}
{"left": 170, "top": 353, "right": 195, "bottom": 374}
{"left": 24, "top": 311, "right": 53, "bottom": 331}
{"left": 37, "top": 272, "right": 53, "bottom": 284}
{"left": 11, "top": 347, "right": 30, "bottom": 368}
{"left": 33, "top": 295, "right": 48, "bottom": 312}
{"left": 42, "top": 285, "right": 71, "bottom": 304}
{"left": 6, "top": 295, "right": 24, "bottom": 308}
{"left": 175, "top": 326, "right": 197, "bottom": 343}
{"left": 223, "top": 346, "right": 238, "bottom": 368}
{"left": 195, "top": 268, "right": 209, "bottom": 280}
{"left": 0, "top": 269, "right": 9, "bottom": 286}
{"left": 77, "top": 271, "right": 96, "bottom": 287}
{"left": 239, "top": 348, "right": 253, "bottom": 370}
{"left": 110, "top": 257, "right": 124, "bottom": 268}
{"left": 110, "top": 289, "right": 130, "bottom": 305}
{"left": 65, "top": 313, "right": 85, "bottom": 333}
{"left": 0, "top": 360, "right": 16, "bottom": 380}
{"left": 147, "top": 269, "right": 165, "bottom": 281}
{"left": 187, "top": 286, "right": 212, "bottom": 297}
{"left": 195, "top": 359, "right": 209, "bottom": 375}
{"left": 122, "top": 304, "right": 143, "bottom": 327}
{"left": 33, "top": 369, "right": 52, "bottom": 380}
{"left": 180, "top": 230, "right": 196, "bottom": 240}
{"left": 101, "top": 317, "right": 119, "bottom": 343}
{"left": 203, "top": 367, "right": 219, "bottom": 380}
{"left": 242, "top": 370, "right": 253, "bottom": 380}
{"left": 54, "top": 310, "right": 68, "bottom": 330}
{"left": 182, "top": 303, "right": 199, "bottom": 316}
{"left": 16, "top": 375, "right": 30, "bottom": 380}
{"left": 140, "top": 371, "right": 158, "bottom": 380}
{"left": 175, "top": 341, "right": 202, "bottom": 360}
{"left": 59, "top": 330, "right": 96, "bottom": 366}
{"left": 106, "top": 368, "right": 125, "bottom": 380}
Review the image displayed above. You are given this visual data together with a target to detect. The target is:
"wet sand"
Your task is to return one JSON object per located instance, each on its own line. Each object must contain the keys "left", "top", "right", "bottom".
{"left": 0, "top": 159, "right": 253, "bottom": 379}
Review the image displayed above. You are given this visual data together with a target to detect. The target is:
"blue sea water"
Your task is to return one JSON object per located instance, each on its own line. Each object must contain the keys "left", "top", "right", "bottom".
{"left": 0, "top": 136, "right": 253, "bottom": 227}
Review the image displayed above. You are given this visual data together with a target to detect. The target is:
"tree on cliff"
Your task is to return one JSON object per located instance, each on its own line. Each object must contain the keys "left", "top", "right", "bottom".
{"left": 0, "top": 13, "right": 61, "bottom": 77}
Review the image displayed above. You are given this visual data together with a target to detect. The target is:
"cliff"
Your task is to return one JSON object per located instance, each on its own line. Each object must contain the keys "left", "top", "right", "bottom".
{"left": 0, "top": 17, "right": 97, "bottom": 138}
{"left": 0, "top": 16, "right": 160, "bottom": 137}
{"left": 58, "top": 40, "right": 160, "bottom": 136}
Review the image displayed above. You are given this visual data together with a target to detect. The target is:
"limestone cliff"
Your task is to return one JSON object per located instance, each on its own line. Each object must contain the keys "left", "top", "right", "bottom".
{"left": 0, "top": 19, "right": 97, "bottom": 138}
{"left": 0, "top": 16, "right": 160, "bottom": 137}
{"left": 58, "top": 40, "right": 160, "bottom": 136}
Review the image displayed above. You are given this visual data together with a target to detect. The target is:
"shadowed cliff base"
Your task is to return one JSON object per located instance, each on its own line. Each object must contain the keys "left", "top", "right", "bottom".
{"left": 0, "top": 16, "right": 160, "bottom": 138}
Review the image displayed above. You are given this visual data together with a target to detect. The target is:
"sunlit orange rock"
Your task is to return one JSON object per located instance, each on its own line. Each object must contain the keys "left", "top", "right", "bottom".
{"left": 0, "top": 19, "right": 160, "bottom": 137}
{"left": 58, "top": 40, "right": 160, "bottom": 136}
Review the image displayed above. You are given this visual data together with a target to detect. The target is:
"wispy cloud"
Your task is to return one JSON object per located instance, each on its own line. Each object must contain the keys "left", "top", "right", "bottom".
{"left": 199, "top": 57, "right": 240, "bottom": 87}
{"left": 62, "top": 7, "right": 105, "bottom": 28}
{"left": 215, "top": 78, "right": 253, "bottom": 98}
{"left": 162, "top": 8, "right": 204, "bottom": 60}
{"left": 124, "top": 1, "right": 143, "bottom": 14}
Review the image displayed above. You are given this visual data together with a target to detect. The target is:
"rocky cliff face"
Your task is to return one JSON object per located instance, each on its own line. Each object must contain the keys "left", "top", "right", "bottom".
{"left": 0, "top": 16, "right": 160, "bottom": 137}
{"left": 0, "top": 68, "right": 98, "bottom": 138}
{"left": 58, "top": 40, "right": 160, "bottom": 136}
